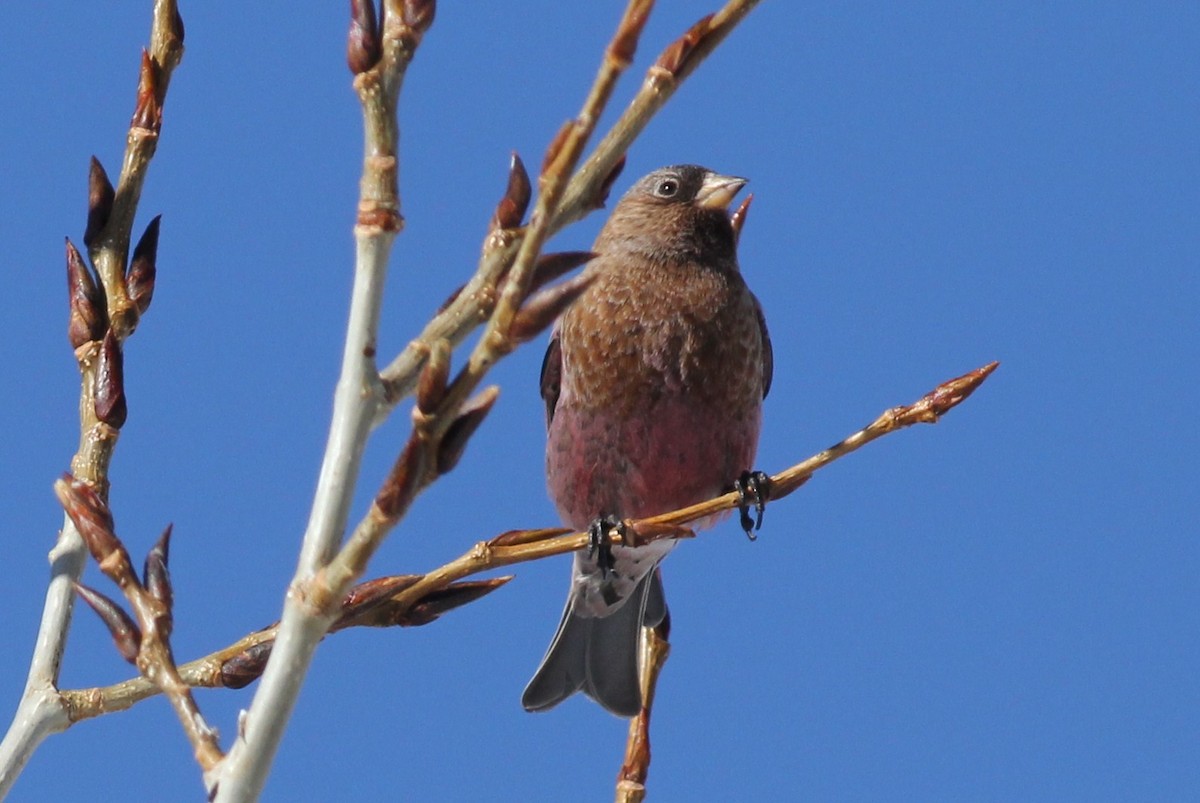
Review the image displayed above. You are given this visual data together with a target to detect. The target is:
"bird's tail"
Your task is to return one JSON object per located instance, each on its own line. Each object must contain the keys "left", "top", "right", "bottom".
{"left": 522, "top": 570, "right": 667, "bottom": 717}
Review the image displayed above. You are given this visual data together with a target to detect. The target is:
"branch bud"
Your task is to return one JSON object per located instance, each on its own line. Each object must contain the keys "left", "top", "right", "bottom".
{"left": 74, "top": 582, "right": 141, "bottom": 664}
{"left": 609, "top": 0, "right": 653, "bottom": 68}
{"left": 143, "top": 523, "right": 174, "bottom": 612}
{"left": 54, "top": 475, "right": 130, "bottom": 573}
{"left": 436, "top": 386, "right": 499, "bottom": 475}
{"left": 347, "top": 0, "right": 381, "bottom": 74}
{"left": 220, "top": 641, "right": 273, "bottom": 689}
{"left": 656, "top": 13, "right": 714, "bottom": 76}
{"left": 66, "top": 239, "right": 105, "bottom": 348}
{"left": 375, "top": 433, "right": 425, "bottom": 521}
{"left": 132, "top": 50, "right": 163, "bottom": 132}
{"left": 509, "top": 274, "right": 593, "bottom": 344}
{"left": 127, "top": 215, "right": 160, "bottom": 315}
{"left": 490, "top": 152, "right": 531, "bottom": 230}
{"left": 94, "top": 330, "right": 128, "bottom": 427}
{"left": 335, "top": 574, "right": 420, "bottom": 628}
{"left": 84, "top": 157, "right": 115, "bottom": 248}
{"left": 415, "top": 339, "right": 451, "bottom": 415}
{"left": 401, "top": 0, "right": 436, "bottom": 35}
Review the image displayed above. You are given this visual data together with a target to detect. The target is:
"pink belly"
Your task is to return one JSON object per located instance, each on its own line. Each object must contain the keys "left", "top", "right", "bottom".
{"left": 546, "top": 395, "right": 761, "bottom": 531}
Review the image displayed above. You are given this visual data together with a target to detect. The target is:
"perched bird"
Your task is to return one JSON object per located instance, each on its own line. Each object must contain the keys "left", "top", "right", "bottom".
{"left": 522, "top": 164, "right": 773, "bottom": 717}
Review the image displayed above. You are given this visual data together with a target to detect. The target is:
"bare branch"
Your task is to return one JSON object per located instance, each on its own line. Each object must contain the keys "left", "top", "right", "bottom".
{"left": 57, "top": 361, "right": 998, "bottom": 723}
{"left": 0, "top": 4, "right": 184, "bottom": 794}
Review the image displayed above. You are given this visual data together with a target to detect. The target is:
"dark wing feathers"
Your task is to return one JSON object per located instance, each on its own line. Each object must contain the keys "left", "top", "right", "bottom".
{"left": 540, "top": 332, "right": 563, "bottom": 426}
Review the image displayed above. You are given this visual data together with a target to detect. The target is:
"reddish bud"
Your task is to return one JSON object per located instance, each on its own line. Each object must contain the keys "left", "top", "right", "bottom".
{"left": 132, "top": 50, "right": 162, "bottom": 132}
{"left": 347, "top": 0, "right": 381, "bottom": 74}
{"left": 924, "top": 361, "right": 1000, "bottom": 417}
{"left": 401, "top": 577, "right": 511, "bottom": 626}
{"left": 127, "top": 215, "right": 160, "bottom": 314}
{"left": 335, "top": 574, "right": 421, "bottom": 628}
{"left": 488, "top": 526, "right": 572, "bottom": 548}
{"left": 610, "top": 0, "right": 654, "bottom": 67}
{"left": 94, "top": 330, "right": 127, "bottom": 428}
{"left": 143, "top": 524, "right": 174, "bottom": 612}
{"left": 84, "top": 157, "right": 115, "bottom": 249}
{"left": 656, "top": 13, "right": 714, "bottom": 76}
{"left": 491, "top": 152, "right": 531, "bottom": 230}
{"left": 74, "top": 582, "right": 141, "bottom": 664}
{"left": 66, "top": 239, "right": 105, "bottom": 348}
{"left": 436, "top": 386, "right": 499, "bottom": 475}
{"left": 375, "top": 433, "right": 424, "bottom": 520}
{"left": 54, "top": 475, "right": 130, "bottom": 572}
{"left": 220, "top": 641, "right": 273, "bottom": 689}
{"left": 401, "top": 0, "right": 436, "bottom": 34}
{"left": 416, "top": 339, "right": 451, "bottom": 415}
{"left": 730, "top": 193, "right": 753, "bottom": 245}
{"left": 509, "top": 273, "right": 593, "bottom": 344}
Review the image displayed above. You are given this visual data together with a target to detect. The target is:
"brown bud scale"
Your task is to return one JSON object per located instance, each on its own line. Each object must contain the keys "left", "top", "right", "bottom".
{"left": 94, "top": 330, "right": 128, "bottom": 427}
{"left": 84, "top": 157, "right": 115, "bottom": 248}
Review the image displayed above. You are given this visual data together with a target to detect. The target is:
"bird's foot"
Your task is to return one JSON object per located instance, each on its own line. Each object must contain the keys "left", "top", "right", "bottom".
{"left": 587, "top": 517, "right": 623, "bottom": 577}
{"left": 733, "top": 470, "right": 772, "bottom": 540}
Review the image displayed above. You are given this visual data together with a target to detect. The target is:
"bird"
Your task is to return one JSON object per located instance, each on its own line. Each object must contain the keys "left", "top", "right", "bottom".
{"left": 522, "top": 164, "right": 772, "bottom": 717}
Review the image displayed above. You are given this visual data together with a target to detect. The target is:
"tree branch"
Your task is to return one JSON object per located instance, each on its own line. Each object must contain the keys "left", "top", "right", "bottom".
{"left": 0, "top": 2, "right": 184, "bottom": 795}
{"left": 57, "top": 361, "right": 999, "bottom": 718}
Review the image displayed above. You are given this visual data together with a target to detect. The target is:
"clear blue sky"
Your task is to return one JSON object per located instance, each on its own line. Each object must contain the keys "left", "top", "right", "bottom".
{"left": 2, "top": 2, "right": 1196, "bottom": 800}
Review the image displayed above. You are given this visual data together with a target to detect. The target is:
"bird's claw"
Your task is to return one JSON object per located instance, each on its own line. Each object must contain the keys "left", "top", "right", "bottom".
{"left": 734, "top": 470, "right": 772, "bottom": 540}
{"left": 587, "top": 517, "right": 622, "bottom": 577}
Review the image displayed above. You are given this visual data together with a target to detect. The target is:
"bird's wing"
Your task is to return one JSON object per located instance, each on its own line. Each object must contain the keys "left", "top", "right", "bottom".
{"left": 753, "top": 294, "right": 773, "bottom": 399}
{"left": 540, "top": 330, "right": 563, "bottom": 427}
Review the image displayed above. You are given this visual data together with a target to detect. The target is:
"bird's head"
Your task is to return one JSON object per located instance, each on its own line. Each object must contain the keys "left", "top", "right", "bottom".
{"left": 596, "top": 164, "right": 747, "bottom": 265}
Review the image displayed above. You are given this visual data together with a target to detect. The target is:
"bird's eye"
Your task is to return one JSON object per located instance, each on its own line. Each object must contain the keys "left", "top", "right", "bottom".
{"left": 654, "top": 179, "right": 679, "bottom": 198}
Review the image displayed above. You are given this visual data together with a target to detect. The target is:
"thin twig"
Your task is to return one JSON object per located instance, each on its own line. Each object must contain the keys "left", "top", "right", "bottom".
{"left": 54, "top": 479, "right": 223, "bottom": 789}
{"left": 0, "top": 3, "right": 184, "bottom": 795}
{"left": 375, "top": 0, "right": 762, "bottom": 416}
{"left": 616, "top": 612, "right": 671, "bottom": 803}
{"left": 58, "top": 361, "right": 999, "bottom": 716}
{"left": 211, "top": 4, "right": 432, "bottom": 799}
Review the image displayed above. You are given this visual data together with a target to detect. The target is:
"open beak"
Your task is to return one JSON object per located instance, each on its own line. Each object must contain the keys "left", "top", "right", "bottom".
{"left": 695, "top": 172, "right": 747, "bottom": 210}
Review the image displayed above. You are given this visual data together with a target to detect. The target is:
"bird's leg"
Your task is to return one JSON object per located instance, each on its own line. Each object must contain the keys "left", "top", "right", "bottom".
{"left": 732, "top": 470, "right": 772, "bottom": 540}
{"left": 587, "top": 516, "right": 623, "bottom": 577}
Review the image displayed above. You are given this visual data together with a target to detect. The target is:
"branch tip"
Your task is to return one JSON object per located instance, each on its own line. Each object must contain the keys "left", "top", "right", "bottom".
{"left": 491, "top": 152, "right": 532, "bottom": 230}
{"left": 84, "top": 156, "right": 115, "bottom": 248}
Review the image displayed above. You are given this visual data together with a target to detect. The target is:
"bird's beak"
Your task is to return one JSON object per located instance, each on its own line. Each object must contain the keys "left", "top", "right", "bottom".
{"left": 695, "top": 173, "right": 747, "bottom": 210}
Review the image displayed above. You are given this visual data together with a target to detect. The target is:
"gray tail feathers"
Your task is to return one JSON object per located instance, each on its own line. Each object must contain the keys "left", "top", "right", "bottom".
{"left": 522, "top": 571, "right": 667, "bottom": 717}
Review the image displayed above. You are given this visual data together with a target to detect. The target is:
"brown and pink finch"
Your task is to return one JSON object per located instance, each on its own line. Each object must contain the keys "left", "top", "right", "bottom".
{"left": 523, "top": 164, "right": 773, "bottom": 717}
